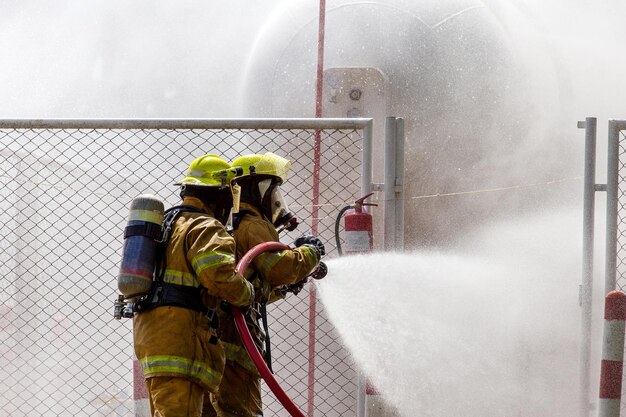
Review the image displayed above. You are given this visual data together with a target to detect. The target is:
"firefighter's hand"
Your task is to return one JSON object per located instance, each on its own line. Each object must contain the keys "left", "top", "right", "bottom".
{"left": 281, "top": 279, "right": 308, "bottom": 296}
{"left": 253, "top": 279, "right": 272, "bottom": 303}
{"left": 294, "top": 235, "right": 326, "bottom": 257}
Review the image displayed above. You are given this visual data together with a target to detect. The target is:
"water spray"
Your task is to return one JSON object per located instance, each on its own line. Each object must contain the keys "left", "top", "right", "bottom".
{"left": 232, "top": 241, "right": 327, "bottom": 417}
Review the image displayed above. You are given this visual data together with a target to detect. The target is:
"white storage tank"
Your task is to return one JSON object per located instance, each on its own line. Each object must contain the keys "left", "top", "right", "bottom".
{"left": 239, "top": 0, "right": 570, "bottom": 248}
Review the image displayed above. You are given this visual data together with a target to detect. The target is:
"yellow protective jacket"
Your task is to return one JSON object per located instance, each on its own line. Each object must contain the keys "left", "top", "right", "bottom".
{"left": 134, "top": 197, "right": 254, "bottom": 392}
{"left": 217, "top": 203, "right": 320, "bottom": 376}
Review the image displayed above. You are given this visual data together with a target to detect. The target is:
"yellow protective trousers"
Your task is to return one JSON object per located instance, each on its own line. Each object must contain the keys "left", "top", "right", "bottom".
{"left": 147, "top": 376, "right": 205, "bottom": 417}
{"left": 202, "top": 363, "right": 263, "bottom": 417}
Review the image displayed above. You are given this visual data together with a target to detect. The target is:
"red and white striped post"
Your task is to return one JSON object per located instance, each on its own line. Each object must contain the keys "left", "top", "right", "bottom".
{"left": 133, "top": 357, "right": 150, "bottom": 416}
{"left": 598, "top": 290, "right": 626, "bottom": 417}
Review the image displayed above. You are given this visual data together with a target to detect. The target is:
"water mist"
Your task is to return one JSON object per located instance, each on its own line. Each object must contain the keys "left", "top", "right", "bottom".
{"left": 316, "top": 209, "right": 585, "bottom": 416}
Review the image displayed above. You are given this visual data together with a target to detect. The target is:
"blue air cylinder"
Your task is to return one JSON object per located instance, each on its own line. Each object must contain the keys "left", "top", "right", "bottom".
{"left": 117, "top": 194, "right": 164, "bottom": 300}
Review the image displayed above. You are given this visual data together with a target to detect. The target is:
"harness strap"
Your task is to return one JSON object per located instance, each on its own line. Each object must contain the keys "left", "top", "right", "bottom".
{"left": 136, "top": 282, "right": 205, "bottom": 312}
{"left": 136, "top": 282, "right": 219, "bottom": 343}
{"left": 124, "top": 222, "right": 162, "bottom": 240}
{"left": 260, "top": 302, "right": 273, "bottom": 373}
{"left": 232, "top": 209, "right": 253, "bottom": 231}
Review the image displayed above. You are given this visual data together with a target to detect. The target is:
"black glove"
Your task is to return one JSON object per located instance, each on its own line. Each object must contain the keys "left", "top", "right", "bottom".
{"left": 281, "top": 279, "right": 308, "bottom": 296}
{"left": 294, "top": 235, "right": 326, "bottom": 257}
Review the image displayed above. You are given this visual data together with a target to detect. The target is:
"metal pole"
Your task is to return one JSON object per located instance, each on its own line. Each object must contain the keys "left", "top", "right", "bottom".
{"left": 394, "top": 118, "right": 405, "bottom": 251}
{"left": 606, "top": 120, "right": 620, "bottom": 293}
{"left": 361, "top": 119, "right": 374, "bottom": 196}
{"left": 579, "top": 117, "right": 597, "bottom": 417}
{"left": 0, "top": 117, "right": 374, "bottom": 130}
{"left": 357, "top": 120, "right": 374, "bottom": 417}
{"left": 384, "top": 117, "right": 397, "bottom": 251}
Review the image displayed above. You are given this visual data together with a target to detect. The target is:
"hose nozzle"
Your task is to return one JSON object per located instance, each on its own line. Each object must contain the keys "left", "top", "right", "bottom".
{"left": 310, "top": 261, "right": 327, "bottom": 279}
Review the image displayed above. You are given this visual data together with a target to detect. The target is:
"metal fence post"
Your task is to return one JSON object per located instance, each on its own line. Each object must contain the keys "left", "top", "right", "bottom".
{"left": 383, "top": 117, "right": 397, "bottom": 251}
{"left": 394, "top": 118, "right": 404, "bottom": 252}
{"left": 383, "top": 117, "right": 405, "bottom": 252}
{"left": 356, "top": 119, "right": 374, "bottom": 417}
{"left": 356, "top": 121, "right": 374, "bottom": 417}
{"left": 362, "top": 118, "right": 374, "bottom": 196}
{"left": 579, "top": 117, "right": 597, "bottom": 417}
{"left": 605, "top": 120, "right": 620, "bottom": 293}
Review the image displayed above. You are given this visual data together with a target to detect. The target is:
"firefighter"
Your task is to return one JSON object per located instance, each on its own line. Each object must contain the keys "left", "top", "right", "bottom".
{"left": 133, "top": 153, "right": 255, "bottom": 417}
{"left": 202, "top": 152, "right": 325, "bottom": 417}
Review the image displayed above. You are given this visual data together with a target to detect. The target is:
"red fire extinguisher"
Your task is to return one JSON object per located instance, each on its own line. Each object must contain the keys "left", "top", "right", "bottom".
{"left": 335, "top": 193, "right": 377, "bottom": 256}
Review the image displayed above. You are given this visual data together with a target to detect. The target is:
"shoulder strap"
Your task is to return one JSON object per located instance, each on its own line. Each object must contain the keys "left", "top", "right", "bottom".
{"left": 232, "top": 209, "right": 254, "bottom": 232}
{"left": 136, "top": 204, "right": 211, "bottom": 314}
{"left": 155, "top": 205, "right": 208, "bottom": 282}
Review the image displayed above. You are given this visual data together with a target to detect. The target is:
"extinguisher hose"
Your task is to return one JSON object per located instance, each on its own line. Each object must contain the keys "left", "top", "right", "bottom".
{"left": 334, "top": 205, "right": 353, "bottom": 256}
{"left": 232, "top": 241, "right": 307, "bottom": 417}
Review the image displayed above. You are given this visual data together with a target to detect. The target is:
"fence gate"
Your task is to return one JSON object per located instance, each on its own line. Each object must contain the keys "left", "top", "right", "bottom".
{"left": 580, "top": 118, "right": 626, "bottom": 417}
{"left": 0, "top": 118, "right": 374, "bottom": 416}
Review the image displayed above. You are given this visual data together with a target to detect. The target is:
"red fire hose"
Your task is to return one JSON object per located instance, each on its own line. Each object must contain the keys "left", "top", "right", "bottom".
{"left": 232, "top": 241, "right": 307, "bottom": 417}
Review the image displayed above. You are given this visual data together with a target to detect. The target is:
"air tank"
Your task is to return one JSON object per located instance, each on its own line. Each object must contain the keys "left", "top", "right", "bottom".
{"left": 238, "top": 0, "right": 571, "bottom": 248}
{"left": 117, "top": 194, "right": 164, "bottom": 299}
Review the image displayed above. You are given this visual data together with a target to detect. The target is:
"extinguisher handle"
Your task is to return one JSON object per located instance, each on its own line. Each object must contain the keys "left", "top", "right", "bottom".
{"left": 354, "top": 192, "right": 377, "bottom": 209}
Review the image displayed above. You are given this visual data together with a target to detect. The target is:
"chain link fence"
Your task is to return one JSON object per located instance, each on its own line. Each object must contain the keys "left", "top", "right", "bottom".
{"left": 611, "top": 125, "right": 626, "bottom": 294}
{"left": 604, "top": 121, "right": 626, "bottom": 417}
{"left": 0, "top": 119, "right": 372, "bottom": 417}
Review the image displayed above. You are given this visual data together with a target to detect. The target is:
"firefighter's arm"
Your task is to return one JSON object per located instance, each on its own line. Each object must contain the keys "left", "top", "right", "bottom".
{"left": 187, "top": 219, "right": 254, "bottom": 306}
{"left": 236, "top": 220, "right": 320, "bottom": 287}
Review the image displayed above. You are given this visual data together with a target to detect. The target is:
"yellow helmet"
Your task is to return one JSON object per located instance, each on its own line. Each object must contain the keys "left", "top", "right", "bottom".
{"left": 230, "top": 152, "right": 295, "bottom": 228}
{"left": 230, "top": 152, "right": 292, "bottom": 184}
{"left": 178, "top": 153, "right": 237, "bottom": 188}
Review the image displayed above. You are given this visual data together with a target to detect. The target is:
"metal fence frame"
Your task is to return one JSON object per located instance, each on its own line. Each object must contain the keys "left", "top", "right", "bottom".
{"left": 0, "top": 117, "right": 407, "bottom": 417}
{"left": 580, "top": 118, "right": 626, "bottom": 417}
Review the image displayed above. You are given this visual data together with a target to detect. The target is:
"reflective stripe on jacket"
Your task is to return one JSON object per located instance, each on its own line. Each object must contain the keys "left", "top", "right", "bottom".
{"left": 134, "top": 197, "right": 254, "bottom": 391}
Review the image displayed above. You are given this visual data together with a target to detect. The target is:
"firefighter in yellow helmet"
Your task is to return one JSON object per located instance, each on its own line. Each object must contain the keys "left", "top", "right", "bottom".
{"left": 202, "top": 152, "right": 325, "bottom": 417}
{"left": 133, "top": 153, "right": 255, "bottom": 417}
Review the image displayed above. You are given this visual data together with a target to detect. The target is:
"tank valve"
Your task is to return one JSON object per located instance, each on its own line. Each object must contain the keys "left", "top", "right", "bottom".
{"left": 113, "top": 295, "right": 126, "bottom": 320}
{"left": 113, "top": 294, "right": 136, "bottom": 319}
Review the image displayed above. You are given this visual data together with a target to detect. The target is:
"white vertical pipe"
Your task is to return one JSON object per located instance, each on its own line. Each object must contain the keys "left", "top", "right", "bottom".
{"left": 357, "top": 119, "right": 374, "bottom": 417}
{"left": 384, "top": 117, "right": 397, "bottom": 251}
{"left": 580, "top": 117, "right": 597, "bottom": 417}
{"left": 394, "top": 118, "right": 405, "bottom": 251}
{"left": 362, "top": 119, "right": 374, "bottom": 197}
